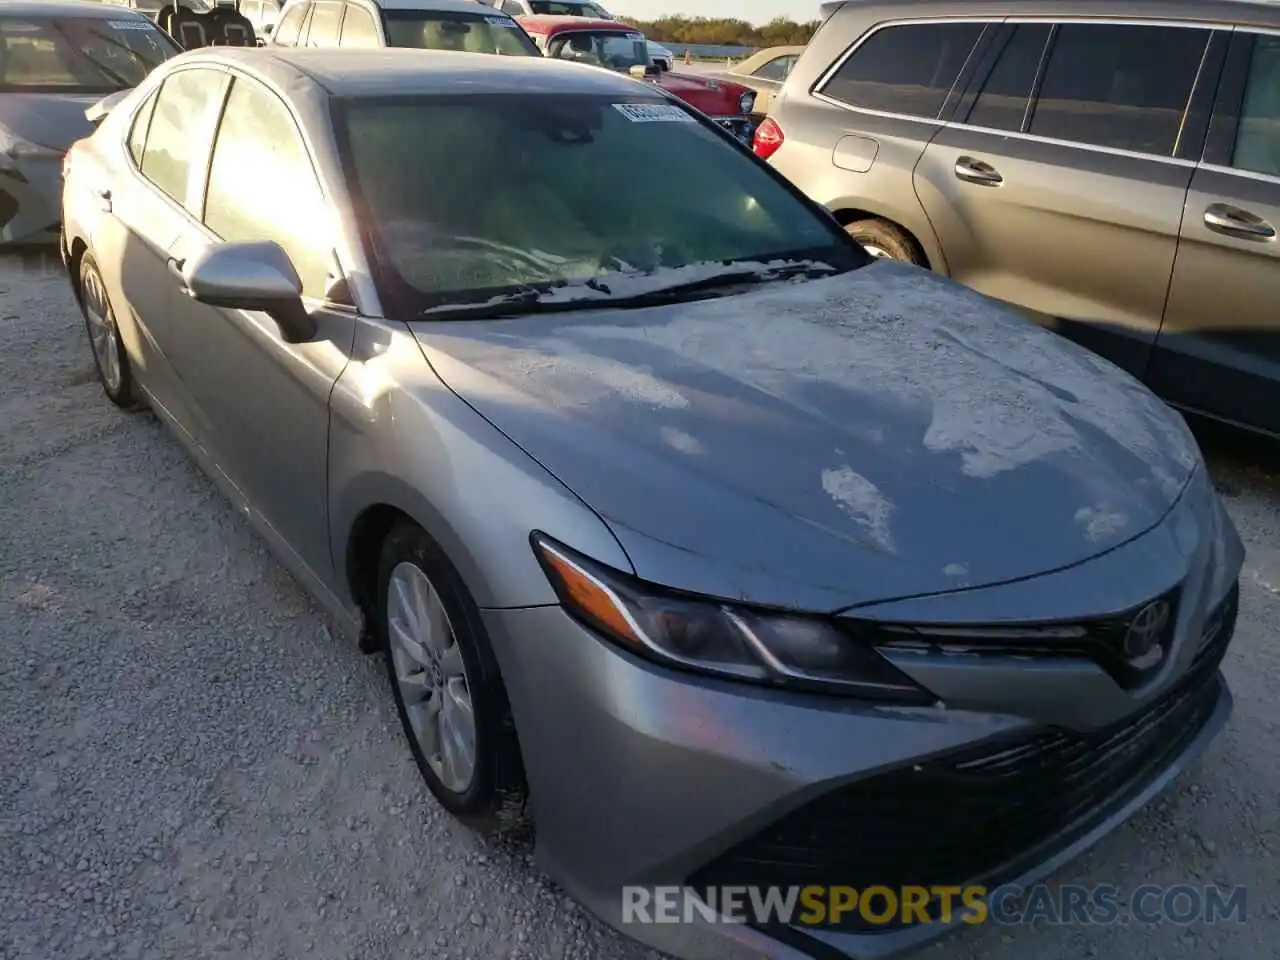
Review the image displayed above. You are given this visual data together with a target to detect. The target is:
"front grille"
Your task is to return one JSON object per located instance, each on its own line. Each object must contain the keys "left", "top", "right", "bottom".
{"left": 713, "top": 116, "right": 754, "bottom": 142}
{"left": 864, "top": 587, "right": 1183, "bottom": 691}
{"left": 688, "top": 588, "right": 1237, "bottom": 935}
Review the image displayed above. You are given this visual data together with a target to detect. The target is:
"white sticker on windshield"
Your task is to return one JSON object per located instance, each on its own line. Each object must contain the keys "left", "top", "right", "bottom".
{"left": 484, "top": 16, "right": 516, "bottom": 26}
{"left": 109, "top": 19, "right": 153, "bottom": 29}
{"left": 613, "top": 103, "right": 695, "bottom": 123}
{"left": 625, "top": 32, "right": 643, "bottom": 39}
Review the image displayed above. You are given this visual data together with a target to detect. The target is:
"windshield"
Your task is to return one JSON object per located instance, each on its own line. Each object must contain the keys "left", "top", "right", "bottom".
{"left": 382, "top": 11, "right": 539, "bottom": 55}
{"left": 127, "top": 0, "right": 213, "bottom": 11}
{"left": 334, "top": 94, "right": 863, "bottom": 316}
{"left": 0, "top": 15, "right": 179, "bottom": 92}
{"left": 548, "top": 29, "right": 648, "bottom": 70}
{"left": 530, "top": 1, "right": 610, "bottom": 15}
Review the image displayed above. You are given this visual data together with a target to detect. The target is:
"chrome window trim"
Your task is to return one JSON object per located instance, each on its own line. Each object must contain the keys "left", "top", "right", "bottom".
{"left": 1200, "top": 163, "right": 1280, "bottom": 187}
{"left": 811, "top": 14, "right": 1234, "bottom": 166}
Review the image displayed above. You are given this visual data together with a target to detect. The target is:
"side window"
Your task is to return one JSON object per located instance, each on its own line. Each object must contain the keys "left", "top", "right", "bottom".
{"left": 1028, "top": 24, "right": 1210, "bottom": 156}
{"left": 966, "top": 24, "right": 1050, "bottom": 132}
{"left": 203, "top": 79, "right": 336, "bottom": 299}
{"left": 1234, "top": 35, "right": 1280, "bottom": 176}
{"left": 139, "top": 69, "right": 229, "bottom": 211}
{"left": 502, "top": 1, "right": 524, "bottom": 14}
{"left": 820, "top": 22, "right": 986, "bottom": 119}
{"left": 307, "top": 1, "right": 343, "bottom": 46}
{"left": 752, "top": 55, "right": 791, "bottom": 82}
{"left": 339, "top": 4, "right": 378, "bottom": 46}
{"left": 127, "top": 89, "right": 158, "bottom": 167}
{"left": 273, "top": 2, "right": 307, "bottom": 44}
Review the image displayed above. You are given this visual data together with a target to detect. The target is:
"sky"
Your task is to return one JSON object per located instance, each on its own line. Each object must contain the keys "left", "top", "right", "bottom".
{"left": 609, "top": 0, "right": 822, "bottom": 25}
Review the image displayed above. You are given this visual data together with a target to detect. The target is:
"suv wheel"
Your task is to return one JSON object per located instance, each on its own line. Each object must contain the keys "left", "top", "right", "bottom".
{"left": 846, "top": 218, "right": 927, "bottom": 266}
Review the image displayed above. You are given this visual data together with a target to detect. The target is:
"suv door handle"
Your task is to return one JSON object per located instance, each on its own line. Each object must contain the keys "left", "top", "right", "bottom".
{"left": 954, "top": 156, "right": 1003, "bottom": 186}
{"left": 1203, "top": 203, "right": 1275, "bottom": 241}
{"left": 94, "top": 188, "right": 112, "bottom": 212}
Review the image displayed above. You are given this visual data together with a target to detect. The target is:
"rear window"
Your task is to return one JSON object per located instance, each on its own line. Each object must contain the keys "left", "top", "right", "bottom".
{"left": 381, "top": 10, "right": 539, "bottom": 55}
{"left": 820, "top": 21, "right": 985, "bottom": 119}
{"left": 0, "top": 15, "right": 179, "bottom": 92}
{"left": 334, "top": 94, "right": 855, "bottom": 315}
{"left": 530, "top": 1, "right": 610, "bottom": 14}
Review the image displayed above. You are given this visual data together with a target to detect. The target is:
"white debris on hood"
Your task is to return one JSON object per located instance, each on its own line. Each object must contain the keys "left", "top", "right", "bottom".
{"left": 574, "top": 260, "right": 1199, "bottom": 492}
{"left": 1074, "top": 506, "right": 1129, "bottom": 542}
{"left": 942, "top": 563, "right": 969, "bottom": 578}
{"left": 661, "top": 426, "right": 704, "bottom": 455}
{"left": 460, "top": 336, "right": 689, "bottom": 411}
{"left": 821, "top": 466, "right": 895, "bottom": 553}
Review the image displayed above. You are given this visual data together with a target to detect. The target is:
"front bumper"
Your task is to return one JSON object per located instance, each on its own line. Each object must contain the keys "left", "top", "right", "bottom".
{"left": 483, "top": 475, "right": 1242, "bottom": 960}
{"left": 483, "top": 591, "right": 1233, "bottom": 957}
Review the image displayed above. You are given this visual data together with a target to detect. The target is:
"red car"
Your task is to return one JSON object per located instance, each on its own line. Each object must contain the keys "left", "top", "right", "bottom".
{"left": 517, "top": 16, "right": 757, "bottom": 141}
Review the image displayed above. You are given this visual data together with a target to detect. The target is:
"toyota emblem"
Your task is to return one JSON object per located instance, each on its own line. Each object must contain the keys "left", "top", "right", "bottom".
{"left": 1122, "top": 600, "right": 1171, "bottom": 661}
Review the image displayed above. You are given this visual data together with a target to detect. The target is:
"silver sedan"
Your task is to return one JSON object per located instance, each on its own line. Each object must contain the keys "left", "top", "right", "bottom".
{"left": 61, "top": 46, "right": 1244, "bottom": 960}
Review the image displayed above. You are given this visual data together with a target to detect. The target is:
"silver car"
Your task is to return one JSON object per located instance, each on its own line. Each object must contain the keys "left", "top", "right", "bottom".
{"left": 62, "top": 46, "right": 1243, "bottom": 960}
{"left": 0, "top": 0, "right": 178, "bottom": 244}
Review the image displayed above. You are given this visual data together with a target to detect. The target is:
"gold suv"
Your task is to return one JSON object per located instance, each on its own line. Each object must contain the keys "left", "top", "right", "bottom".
{"left": 758, "top": 0, "right": 1280, "bottom": 436}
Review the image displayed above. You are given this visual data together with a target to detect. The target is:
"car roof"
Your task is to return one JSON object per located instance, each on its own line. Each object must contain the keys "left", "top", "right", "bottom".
{"left": 0, "top": 0, "right": 151, "bottom": 18}
{"left": 517, "top": 14, "right": 636, "bottom": 34}
{"left": 191, "top": 46, "right": 660, "bottom": 96}
{"left": 348, "top": 0, "right": 508, "bottom": 11}
{"left": 821, "top": 0, "right": 1280, "bottom": 30}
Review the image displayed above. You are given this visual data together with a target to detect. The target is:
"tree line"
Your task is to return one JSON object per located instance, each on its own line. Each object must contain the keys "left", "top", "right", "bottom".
{"left": 624, "top": 16, "right": 821, "bottom": 48}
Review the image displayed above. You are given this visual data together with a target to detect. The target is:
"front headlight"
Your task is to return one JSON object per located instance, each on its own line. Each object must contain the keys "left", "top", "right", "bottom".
{"left": 532, "top": 534, "right": 932, "bottom": 702}
{"left": 738, "top": 91, "right": 757, "bottom": 114}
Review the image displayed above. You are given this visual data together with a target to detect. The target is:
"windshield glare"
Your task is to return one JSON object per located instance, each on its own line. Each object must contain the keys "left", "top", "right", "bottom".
{"left": 336, "top": 94, "right": 857, "bottom": 315}
{"left": 0, "top": 15, "right": 178, "bottom": 92}
{"left": 382, "top": 12, "right": 539, "bottom": 55}
{"left": 549, "top": 30, "right": 648, "bottom": 70}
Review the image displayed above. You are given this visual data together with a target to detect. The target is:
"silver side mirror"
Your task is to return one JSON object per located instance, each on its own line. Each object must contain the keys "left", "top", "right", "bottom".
{"left": 180, "top": 241, "right": 316, "bottom": 343}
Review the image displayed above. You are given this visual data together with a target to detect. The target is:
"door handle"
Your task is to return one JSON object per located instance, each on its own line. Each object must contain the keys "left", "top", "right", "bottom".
{"left": 166, "top": 257, "right": 188, "bottom": 289}
{"left": 1203, "top": 203, "right": 1275, "bottom": 241}
{"left": 94, "top": 188, "right": 112, "bottom": 212}
{"left": 954, "top": 156, "right": 1003, "bottom": 186}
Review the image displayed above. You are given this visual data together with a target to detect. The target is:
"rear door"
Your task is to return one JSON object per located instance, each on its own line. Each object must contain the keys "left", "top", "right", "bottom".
{"left": 99, "top": 66, "right": 230, "bottom": 444}
{"left": 913, "top": 20, "right": 1216, "bottom": 378}
{"left": 1150, "top": 30, "right": 1280, "bottom": 434}
{"left": 338, "top": 2, "right": 380, "bottom": 46}
{"left": 305, "top": 0, "right": 344, "bottom": 47}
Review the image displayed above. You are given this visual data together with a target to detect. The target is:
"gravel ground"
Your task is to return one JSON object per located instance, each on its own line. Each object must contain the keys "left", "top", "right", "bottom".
{"left": 1, "top": 249, "right": 1276, "bottom": 960}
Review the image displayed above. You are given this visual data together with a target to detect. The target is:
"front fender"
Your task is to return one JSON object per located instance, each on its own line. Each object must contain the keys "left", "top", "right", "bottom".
{"left": 327, "top": 323, "right": 634, "bottom": 610}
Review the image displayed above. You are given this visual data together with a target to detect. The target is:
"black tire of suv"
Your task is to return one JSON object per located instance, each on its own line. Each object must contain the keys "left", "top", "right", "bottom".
{"left": 846, "top": 218, "right": 927, "bottom": 266}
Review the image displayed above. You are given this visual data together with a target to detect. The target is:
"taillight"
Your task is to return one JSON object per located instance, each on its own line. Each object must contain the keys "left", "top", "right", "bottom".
{"left": 752, "top": 118, "right": 784, "bottom": 160}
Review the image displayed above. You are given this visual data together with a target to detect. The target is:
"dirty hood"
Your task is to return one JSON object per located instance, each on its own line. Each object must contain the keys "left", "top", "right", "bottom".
{"left": 652, "top": 71, "right": 742, "bottom": 112}
{"left": 413, "top": 260, "right": 1202, "bottom": 609}
{"left": 0, "top": 93, "right": 100, "bottom": 154}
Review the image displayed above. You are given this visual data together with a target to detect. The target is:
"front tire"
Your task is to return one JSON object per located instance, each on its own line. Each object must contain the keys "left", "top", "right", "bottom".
{"left": 376, "top": 520, "right": 529, "bottom": 834}
{"left": 78, "top": 253, "right": 143, "bottom": 410}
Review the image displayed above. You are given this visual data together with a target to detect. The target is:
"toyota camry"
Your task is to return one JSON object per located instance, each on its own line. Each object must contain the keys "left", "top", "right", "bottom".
{"left": 60, "top": 47, "right": 1243, "bottom": 960}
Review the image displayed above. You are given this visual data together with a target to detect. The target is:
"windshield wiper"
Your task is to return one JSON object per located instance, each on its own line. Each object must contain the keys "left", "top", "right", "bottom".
{"left": 414, "top": 261, "right": 835, "bottom": 322}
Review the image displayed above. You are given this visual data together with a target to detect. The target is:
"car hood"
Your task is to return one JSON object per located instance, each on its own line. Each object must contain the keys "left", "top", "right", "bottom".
{"left": 413, "top": 260, "right": 1201, "bottom": 610}
{"left": 0, "top": 93, "right": 101, "bottom": 153}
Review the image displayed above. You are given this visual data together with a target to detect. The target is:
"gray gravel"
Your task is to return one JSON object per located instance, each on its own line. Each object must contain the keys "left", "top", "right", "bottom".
{"left": 1, "top": 250, "right": 1276, "bottom": 960}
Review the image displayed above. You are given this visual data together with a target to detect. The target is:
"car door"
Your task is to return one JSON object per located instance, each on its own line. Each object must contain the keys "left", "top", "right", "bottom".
{"left": 304, "top": 0, "right": 343, "bottom": 47}
{"left": 165, "top": 73, "right": 355, "bottom": 583}
{"left": 338, "top": 1, "right": 380, "bottom": 47}
{"left": 743, "top": 53, "right": 795, "bottom": 115}
{"left": 270, "top": 1, "right": 308, "bottom": 45}
{"left": 913, "top": 21, "right": 1216, "bottom": 378}
{"left": 98, "top": 66, "right": 230, "bottom": 445}
{"left": 1150, "top": 30, "right": 1280, "bottom": 434}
